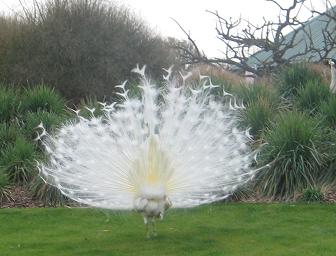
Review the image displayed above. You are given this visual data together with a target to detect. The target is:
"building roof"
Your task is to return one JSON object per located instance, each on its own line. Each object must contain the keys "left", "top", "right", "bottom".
{"left": 246, "top": 6, "right": 336, "bottom": 68}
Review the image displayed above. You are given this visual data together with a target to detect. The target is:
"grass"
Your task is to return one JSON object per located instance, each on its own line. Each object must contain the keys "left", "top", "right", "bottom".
{"left": 1, "top": 203, "right": 336, "bottom": 255}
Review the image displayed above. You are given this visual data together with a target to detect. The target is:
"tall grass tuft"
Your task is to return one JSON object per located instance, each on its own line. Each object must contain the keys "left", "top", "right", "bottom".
{"left": 77, "top": 96, "right": 105, "bottom": 118}
{"left": 300, "top": 187, "right": 325, "bottom": 202}
{"left": 239, "top": 97, "right": 276, "bottom": 138}
{"left": 319, "top": 96, "right": 336, "bottom": 128}
{"left": 276, "top": 64, "right": 323, "bottom": 99}
{"left": 23, "top": 111, "right": 66, "bottom": 141}
{"left": 0, "top": 137, "right": 38, "bottom": 184}
{"left": 21, "top": 85, "right": 65, "bottom": 114}
{"left": 0, "top": 86, "right": 20, "bottom": 122}
{"left": 30, "top": 176, "right": 70, "bottom": 206}
{"left": 0, "top": 123, "right": 20, "bottom": 152}
{"left": 233, "top": 83, "right": 279, "bottom": 107}
{"left": 255, "top": 111, "right": 327, "bottom": 199}
{"left": 0, "top": 170, "right": 12, "bottom": 203}
{"left": 295, "top": 80, "right": 331, "bottom": 114}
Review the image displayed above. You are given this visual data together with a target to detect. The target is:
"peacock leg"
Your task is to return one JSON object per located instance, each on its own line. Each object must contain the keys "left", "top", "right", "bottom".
{"left": 144, "top": 216, "right": 150, "bottom": 239}
{"left": 152, "top": 219, "right": 157, "bottom": 237}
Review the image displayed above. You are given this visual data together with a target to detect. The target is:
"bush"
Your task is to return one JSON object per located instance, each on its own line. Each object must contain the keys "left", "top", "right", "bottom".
{"left": 0, "top": 137, "right": 38, "bottom": 184}
{"left": 23, "top": 111, "right": 66, "bottom": 141}
{"left": 255, "top": 111, "right": 327, "bottom": 199}
{"left": 239, "top": 97, "right": 275, "bottom": 138}
{"left": 0, "top": 86, "right": 20, "bottom": 123}
{"left": 276, "top": 64, "right": 323, "bottom": 99}
{"left": 21, "top": 85, "right": 65, "bottom": 114}
{"left": 295, "top": 80, "right": 331, "bottom": 114}
{"left": 29, "top": 176, "right": 70, "bottom": 207}
{"left": 300, "top": 187, "right": 324, "bottom": 202}
{"left": 0, "top": 0, "right": 178, "bottom": 102}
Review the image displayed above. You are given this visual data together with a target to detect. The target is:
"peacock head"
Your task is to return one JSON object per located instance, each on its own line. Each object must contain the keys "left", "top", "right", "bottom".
{"left": 328, "top": 58, "right": 336, "bottom": 67}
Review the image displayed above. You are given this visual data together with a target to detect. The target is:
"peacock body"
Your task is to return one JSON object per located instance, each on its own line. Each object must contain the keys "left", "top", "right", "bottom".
{"left": 37, "top": 66, "right": 259, "bottom": 236}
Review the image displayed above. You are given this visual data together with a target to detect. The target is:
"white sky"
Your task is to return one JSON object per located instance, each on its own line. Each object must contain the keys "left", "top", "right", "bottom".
{"left": 0, "top": 0, "right": 332, "bottom": 57}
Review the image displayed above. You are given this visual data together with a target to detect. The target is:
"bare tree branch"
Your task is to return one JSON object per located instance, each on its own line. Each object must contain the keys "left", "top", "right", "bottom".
{"left": 174, "top": 0, "right": 336, "bottom": 76}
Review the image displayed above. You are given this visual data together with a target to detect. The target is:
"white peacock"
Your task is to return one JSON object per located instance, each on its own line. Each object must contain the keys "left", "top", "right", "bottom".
{"left": 37, "top": 65, "right": 260, "bottom": 237}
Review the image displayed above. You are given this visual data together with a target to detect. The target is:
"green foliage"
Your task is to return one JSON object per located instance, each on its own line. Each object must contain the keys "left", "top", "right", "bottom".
{"left": 295, "top": 80, "right": 331, "bottom": 114}
{"left": 255, "top": 111, "right": 327, "bottom": 199}
{"left": 319, "top": 96, "right": 336, "bottom": 128}
{"left": 21, "top": 85, "right": 65, "bottom": 114}
{"left": 301, "top": 187, "right": 324, "bottom": 202}
{"left": 0, "top": 86, "right": 19, "bottom": 122}
{"left": 23, "top": 111, "right": 66, "bottom": 140}
{"left": 276, "top": 64, "right": 323, "bottom": 98}
{"left": 0, "top": 137, "right": 38, "bottom": 184}
{"left": 30, "top": 176, "right": 69, "bottom": 207}
{"left": 239, "top": 97, "right": 275, "bottom": 138}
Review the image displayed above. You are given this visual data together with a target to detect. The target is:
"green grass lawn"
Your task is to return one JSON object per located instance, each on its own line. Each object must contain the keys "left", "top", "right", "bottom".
{"left": 1, "top": 203, "right": 336, "bottom": 256}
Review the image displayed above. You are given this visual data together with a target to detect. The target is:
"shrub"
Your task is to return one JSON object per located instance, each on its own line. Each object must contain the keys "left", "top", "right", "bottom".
{"left": 0, "top": 137, "right": 38, "bottom": 184}
{"left": 301, "top": 187, "right": 324, "bottom": 202}
{"left": 295, "top": 80, "right": 331, "bottom": 114}
{"left": 0, "top": 86, "right": 20, "bottom": 122}
{"left": 29, "top": 176, "right": 70, "bottom": 207}
{"left": 255, "top": 111, "right": 327, "bottom": 199}
{"left": 276, "top": 63, "right": 323, "bottom": 99}
{"left": 23, "top": 111, "right": 66, "bottom": 141}
{"left": 21, "top": 85, "right": 65, "bottom": 114}
{"left": 0, "top": 0, "right": 178, "bottom": 102}
{"left": 239, "top": 97, "right": 275, "bottom": 138}
{"left": 319, "top": 96, "right": 336, "bottom": 128}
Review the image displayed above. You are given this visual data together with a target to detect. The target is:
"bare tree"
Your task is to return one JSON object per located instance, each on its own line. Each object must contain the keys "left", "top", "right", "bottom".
{"left": 175, "top": 0, "right": 336, "bottom": 76}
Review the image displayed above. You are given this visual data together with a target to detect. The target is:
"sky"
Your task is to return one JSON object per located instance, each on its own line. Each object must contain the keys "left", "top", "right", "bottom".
{"left": 0, "top": 0, "right": 332, "bottom": 57}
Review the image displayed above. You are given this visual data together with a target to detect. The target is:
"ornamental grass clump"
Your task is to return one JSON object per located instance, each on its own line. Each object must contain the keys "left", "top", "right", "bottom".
{"left": 23, "top": 111, "right": 66, "bottom": 141}
{"left": 0, "top": 137, "right": 38, "bottom": 184}
{"left": 21, "top": 85, "right": 65, "bottom": 115}
{"left": 233, "top": 83, "right": 279, "bottom": 107}
{"left": 255, "top": 111, "right": 327, "bottom": 199}
{"left": 30, "top": 175, "right": 70, "bottom": 207}
{"left": 319, "top": 96, "right": 336, "bottom": 128}
{"left": 0, "top": 169, "right": 11, "bottom": 203}
{"left": 0, "top": 86, "right": 20, "bottom": 123}
{"left": 301, "top": 187, "right": 324, "bottom": 202}
{"left": 295, "top": 80, "right": 331, "bottom": 115}
{"left": 276, "top": 64, "right": 323, "bottom": 99}
{"left": 239, "top": 97, "right": 275, "bottom": 138}
{"left": 0, "top": 123, "right": 20, "bottom": 151}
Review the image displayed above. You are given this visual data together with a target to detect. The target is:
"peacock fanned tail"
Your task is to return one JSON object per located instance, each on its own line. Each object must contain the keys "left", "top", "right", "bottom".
{"left": 37, "top": 65, "right": 258, "bottom": 209}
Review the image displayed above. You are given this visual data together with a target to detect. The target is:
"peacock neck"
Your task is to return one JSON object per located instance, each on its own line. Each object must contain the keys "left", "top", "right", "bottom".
{"left": 331, "top": 66, "right": 336, "bottom": 80}
{"left": 331, "top": 66, "right": 336, "bottom": 94}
